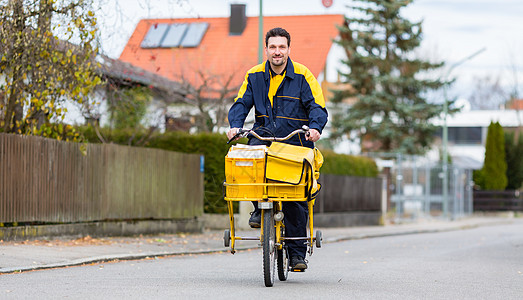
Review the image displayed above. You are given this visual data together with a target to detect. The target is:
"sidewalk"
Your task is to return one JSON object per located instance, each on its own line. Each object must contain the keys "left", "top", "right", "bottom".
{"left": 0, "top": 215, "right": 519, "bottom": 274}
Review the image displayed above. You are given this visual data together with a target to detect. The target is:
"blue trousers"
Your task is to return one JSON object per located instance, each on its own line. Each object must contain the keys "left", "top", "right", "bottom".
{"left": 252, "top": 200, "right": 308, "bottom": 258}
{"left": 247, "top": 138, "right": 309, "bottom": 258}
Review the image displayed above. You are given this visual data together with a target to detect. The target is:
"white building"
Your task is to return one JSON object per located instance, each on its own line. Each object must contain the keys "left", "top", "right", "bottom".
{"left": 429, "top": 107, "right": 523, "bottom": 169}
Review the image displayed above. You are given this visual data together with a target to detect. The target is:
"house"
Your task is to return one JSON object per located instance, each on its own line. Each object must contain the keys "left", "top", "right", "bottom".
{"left": 507, "top": 98, "right": 523, "bottom": 110}
{"left": 64, "top": 55, "right": 186, "bottom": 129}
{"left": 118, "top": 4, "right": 344, "bottom": 131}
{"left": 0, "top": 32, "right": 184, "bottom": 131}
{"left": 429, "top": 106, "right": 523, "bottom": 169}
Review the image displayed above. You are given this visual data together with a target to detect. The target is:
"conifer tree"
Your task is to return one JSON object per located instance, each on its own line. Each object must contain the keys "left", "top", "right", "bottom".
{"left": 332, "top": 0, "right": 447, "bottom": 154}
{"left": 477, "top": 122, "right": 507, "bottom": 190}
{"left": 505, "top": 132, "right": 523, "bottom": 190}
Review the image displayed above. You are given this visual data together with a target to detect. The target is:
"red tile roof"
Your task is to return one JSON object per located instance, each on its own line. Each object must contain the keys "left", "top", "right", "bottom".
{"left": 119, "top": 14, "right": 344, "bottom": 90}
{"left": 509, "top": 99, "right": 523, "bottom": 110}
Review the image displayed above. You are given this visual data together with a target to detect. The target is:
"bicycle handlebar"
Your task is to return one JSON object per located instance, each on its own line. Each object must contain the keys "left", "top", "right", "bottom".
{"left": 227, "top": 125, "right": 310, "bottom": 144}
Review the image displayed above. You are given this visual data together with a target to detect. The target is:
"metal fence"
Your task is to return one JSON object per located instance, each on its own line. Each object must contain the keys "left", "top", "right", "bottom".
{"left": 371, "top": 153, "right": 474, "bottom": 220}
{"left": 0, "top": 133, "right": 204, "bottom": 223}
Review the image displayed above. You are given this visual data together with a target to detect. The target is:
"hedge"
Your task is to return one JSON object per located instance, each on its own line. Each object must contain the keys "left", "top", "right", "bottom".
{"left": 78, "top": 127, "right": 378, "bottom": 213}
{"left": 321, "top": 150, "right": 378, "bottom": 177}
{"left": 505, "top": 132, "right": 523, "bottom": 190}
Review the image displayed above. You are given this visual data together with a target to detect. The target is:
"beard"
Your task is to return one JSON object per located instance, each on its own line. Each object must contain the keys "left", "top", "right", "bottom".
{"left": 270, "top": 56, "right": 286, "bottom": 66}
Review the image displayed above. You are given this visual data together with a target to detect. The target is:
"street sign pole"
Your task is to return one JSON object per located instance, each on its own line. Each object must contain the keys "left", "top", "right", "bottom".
{"left": 258, "top": 0, "right": 263, "bottom": 64}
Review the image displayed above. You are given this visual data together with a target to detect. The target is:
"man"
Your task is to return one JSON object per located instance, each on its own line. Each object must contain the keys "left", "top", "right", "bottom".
{"left": 227, "top": 27, "right": 328, "bottom": 271}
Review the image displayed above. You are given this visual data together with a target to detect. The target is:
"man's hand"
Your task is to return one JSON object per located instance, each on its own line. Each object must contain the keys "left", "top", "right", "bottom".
{"left": 306, "top": 129, "right": 321, "bottom": 142}
{"left": 227, "top": 128, "right": 241, "bottom": 140}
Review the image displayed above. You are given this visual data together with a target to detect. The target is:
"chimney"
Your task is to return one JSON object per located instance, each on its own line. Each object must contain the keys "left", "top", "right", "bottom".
{"left": 229, "top": 4, "right": 246, "bottom": 35}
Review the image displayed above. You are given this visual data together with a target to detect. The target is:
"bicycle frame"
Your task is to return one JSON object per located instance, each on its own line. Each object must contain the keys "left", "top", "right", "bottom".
{"left": 224, "top": 183, "right": 315, "bottom": 254}
{"left": 224, "top": 127, "right": 318, "bottom": 254}
{"left": 223, "top": 126, "right": 322, "bottom": 286}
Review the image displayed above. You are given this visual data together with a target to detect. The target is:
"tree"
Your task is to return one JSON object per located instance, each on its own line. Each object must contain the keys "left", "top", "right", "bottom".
{"left": 170, "top": 67, "right": 240, "bottom": 133}
{"left": 107, "top": 86, "right": 151, "bottom": 130}
{"left": 0, "top": 0, "right": 101, "bottom": 141}
{"left": 102, "top": 84, "right": 157, "bottom": 146}
{"left": 468, "top": 75, "right": 507, "bottom": 110}
{"left": 504, "top": 132, "right": 523, "bottom": 190}
{"left": 475, "top": 122, "right": 508, "bottom": 190}
{"left": 331, "top": 0, "right": 447, "bottom": 154}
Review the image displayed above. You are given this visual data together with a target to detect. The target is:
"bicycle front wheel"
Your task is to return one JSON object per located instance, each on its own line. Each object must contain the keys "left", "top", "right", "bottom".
{"left": 277, "top": 245, "right": 289, "bottom": 281}
{"left": 262, "top": 209, "right": 276, "bottom": 287}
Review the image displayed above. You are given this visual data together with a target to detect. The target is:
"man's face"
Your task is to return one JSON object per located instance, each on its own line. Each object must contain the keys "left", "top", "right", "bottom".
{"left": 265, "top": 36, "right": 290, "bottom": 68}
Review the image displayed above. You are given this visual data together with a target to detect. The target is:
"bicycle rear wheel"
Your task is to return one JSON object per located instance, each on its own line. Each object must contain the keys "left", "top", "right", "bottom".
{"left": 262, "top": 209, "right": 276, "bottom": 287}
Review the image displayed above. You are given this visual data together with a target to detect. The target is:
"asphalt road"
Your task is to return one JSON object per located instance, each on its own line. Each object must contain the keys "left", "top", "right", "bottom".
{"left": 2, "top": 222, "right": 522, "bottom": 299}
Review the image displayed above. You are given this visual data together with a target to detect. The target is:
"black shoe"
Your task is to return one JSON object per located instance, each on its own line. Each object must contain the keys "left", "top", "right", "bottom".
{"left": 290, "top": 256, "right": 307, "bottom": 271}
{"left": 249, "top": 210, "right": 261, "bottom": 228}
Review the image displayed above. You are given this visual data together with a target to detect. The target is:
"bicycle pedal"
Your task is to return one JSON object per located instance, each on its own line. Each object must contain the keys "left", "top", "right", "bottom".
{"left": 290, "top": 268, "right": 306, "bottom": 272}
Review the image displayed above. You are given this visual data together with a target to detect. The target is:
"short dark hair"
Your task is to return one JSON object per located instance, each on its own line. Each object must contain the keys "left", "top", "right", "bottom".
{"left": 265, "top": 27, "right": 291, "bottom": 47}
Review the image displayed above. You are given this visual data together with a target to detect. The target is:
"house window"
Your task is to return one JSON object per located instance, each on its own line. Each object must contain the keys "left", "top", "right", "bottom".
{"left": 449, "top": 127, "right": 482, "bottom": 144}
{"left": 141, "top": 22, "right": 208, "bottom": 49}
{"left": 436, "top": 127, "right": 482, "bottom": 145}
{"left": 165, "top": 116, "right": 192, "bottom": 131}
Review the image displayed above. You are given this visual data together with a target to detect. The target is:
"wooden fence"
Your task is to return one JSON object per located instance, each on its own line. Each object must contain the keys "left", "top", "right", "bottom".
{"left": 0, "top": 133, "right": 204, "bottom": 223}
{"left": 315, "top": 174, "right": 383, "bottom": 213}
{"left": 473, "top": 190, "right": 523, "bottom": 211}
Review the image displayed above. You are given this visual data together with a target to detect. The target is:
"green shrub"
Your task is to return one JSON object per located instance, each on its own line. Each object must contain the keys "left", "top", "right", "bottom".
{"left": 505, "top": 132, "right": 523, "bottom": 190}
{"left": 321, "top": 150, "right": 379, "bottom": 177}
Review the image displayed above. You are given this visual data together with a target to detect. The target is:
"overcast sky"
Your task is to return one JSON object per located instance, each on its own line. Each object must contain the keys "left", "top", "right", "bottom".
{"left": 96, "top": 0, "right": 523, "bottom": 103}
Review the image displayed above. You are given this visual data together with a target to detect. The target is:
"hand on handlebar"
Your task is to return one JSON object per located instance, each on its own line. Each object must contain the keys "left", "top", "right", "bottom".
{"left": 227, "top": 127, "right": 246, "bottom": 144}
{"left": 227, "top": 128, "right": 241, "bottom": 141}
{"left": 306, "top": 129, "right": 321, "bottom": 142}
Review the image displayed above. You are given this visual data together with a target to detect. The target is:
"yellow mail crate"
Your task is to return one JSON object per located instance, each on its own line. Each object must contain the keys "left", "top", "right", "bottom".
{"left": 225, "top": 145, "right": 266, "bottom": 199}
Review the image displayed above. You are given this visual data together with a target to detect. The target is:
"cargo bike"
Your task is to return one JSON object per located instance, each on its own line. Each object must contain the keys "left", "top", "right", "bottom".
{"left": 223, "top": 126, "right": 323, "bottom": 287}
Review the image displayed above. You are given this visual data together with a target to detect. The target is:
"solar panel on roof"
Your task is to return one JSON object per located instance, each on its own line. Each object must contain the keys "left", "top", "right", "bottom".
{"left": 141, "top": 23, "right": 169, "bottom": 48}
{"left": 141, "top": 22, "right": 208, "bottom": 49}
{"left": 160, "top": 23, "right": 189, "bottom": 48}
{"left": 180, "top": 23, "right": 209, "bottom": 48}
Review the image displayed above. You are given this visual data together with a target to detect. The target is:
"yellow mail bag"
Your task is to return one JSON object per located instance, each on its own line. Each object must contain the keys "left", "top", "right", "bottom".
{"left": 265, "top": 142, "right": 322, "bottom": 199}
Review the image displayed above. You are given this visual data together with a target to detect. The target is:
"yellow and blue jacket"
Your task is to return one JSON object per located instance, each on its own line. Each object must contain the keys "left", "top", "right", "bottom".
{"left": 228, "top": 59, "right": 328, "bottom": 148}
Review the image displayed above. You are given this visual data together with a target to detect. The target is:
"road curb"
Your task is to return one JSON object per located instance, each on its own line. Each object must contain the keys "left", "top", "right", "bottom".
{"left": 1, "top": 218, "right": 516, "bottom": 275}
{"left": 0, "top": 245, "right": 256, "bottom": 275}
{"left": 324, "top": 219, "right": 516, "bottom": 243}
